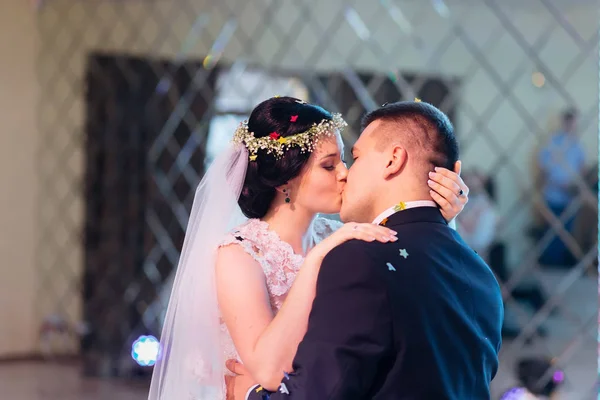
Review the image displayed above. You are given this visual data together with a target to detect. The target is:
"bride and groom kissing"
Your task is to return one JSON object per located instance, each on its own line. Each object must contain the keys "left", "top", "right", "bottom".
{"left": 148, "top": 97, "right": 503, "bottom": 400}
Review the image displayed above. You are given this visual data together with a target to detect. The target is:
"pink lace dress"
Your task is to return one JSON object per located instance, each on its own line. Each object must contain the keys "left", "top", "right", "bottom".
{"left": 218, "top": 217, "right": 341, "bottom": 368}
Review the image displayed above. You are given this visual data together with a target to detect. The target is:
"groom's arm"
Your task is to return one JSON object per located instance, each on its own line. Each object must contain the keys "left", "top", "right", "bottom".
{"left": 247, "top": 241, "right": 393, "bottom": 400}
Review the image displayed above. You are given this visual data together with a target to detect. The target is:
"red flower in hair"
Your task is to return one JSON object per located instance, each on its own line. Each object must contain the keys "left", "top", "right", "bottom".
{"left": 269, "top": 132, "right": 281, "bottom": 140}
{"left": 290, "top": 115, "right": 298, "bottom": 122}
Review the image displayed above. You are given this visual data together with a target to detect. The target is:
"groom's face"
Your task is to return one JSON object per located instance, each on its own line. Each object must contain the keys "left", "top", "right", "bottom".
{"left": 340, "top": 120, "right": 389, "bottom": 223}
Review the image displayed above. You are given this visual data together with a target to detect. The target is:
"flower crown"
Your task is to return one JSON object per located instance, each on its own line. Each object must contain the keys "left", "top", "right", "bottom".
{"left": 232, "top": 113, "right": 348, "bottom": 161}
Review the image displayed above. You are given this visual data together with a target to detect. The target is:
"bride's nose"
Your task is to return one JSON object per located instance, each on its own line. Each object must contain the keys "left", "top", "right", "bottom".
{"left": 337, "top": 164, "right": 348, "bottom": 182}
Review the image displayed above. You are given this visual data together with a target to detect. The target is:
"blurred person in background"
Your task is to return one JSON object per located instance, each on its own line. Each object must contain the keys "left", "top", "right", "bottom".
{"left": 457, "top": 169, "right": 498, "bottom": 262}
{"left": 536, "top": 108, "right": 585, "bottom": 267}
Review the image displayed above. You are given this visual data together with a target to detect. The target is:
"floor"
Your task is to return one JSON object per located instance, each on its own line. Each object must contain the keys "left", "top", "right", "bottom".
{"left": 3, "top": 358, "right": 596, "bottom": 400}
{"left": 0, "top": 362, "right": 148, "bottom": 400}
{"left": 1, "top": 273, "right": 596, "bottom": 400}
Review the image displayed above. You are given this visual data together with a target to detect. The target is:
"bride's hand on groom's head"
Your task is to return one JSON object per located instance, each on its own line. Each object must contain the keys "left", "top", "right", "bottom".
{"left": 427, "top": 160, "right": 469, "bottom": 223}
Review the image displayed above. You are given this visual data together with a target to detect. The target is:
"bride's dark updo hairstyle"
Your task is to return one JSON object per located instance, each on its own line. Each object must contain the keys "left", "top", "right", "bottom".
{"left": 238, "top": 97, "right": 334, "bottom": 219}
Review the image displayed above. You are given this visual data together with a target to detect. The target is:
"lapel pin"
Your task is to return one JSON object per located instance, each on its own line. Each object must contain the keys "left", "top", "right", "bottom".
{"left": 386, "top": 262, "right": 396, "bottom": 272}
{"left": 399, "top": 249, "right": 409, "bottom": 259}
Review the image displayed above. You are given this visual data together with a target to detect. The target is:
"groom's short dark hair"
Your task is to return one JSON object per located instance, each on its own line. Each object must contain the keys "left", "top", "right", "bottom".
{"left": 361, "top": 101, "right": 459, "bottom": 170}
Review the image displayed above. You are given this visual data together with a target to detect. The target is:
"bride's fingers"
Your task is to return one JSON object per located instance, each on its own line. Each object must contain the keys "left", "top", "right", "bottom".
{"left": 433, "top": 167, "right": 469, "bottom": 196}
{"left": 348, "top": 224, "right": 397, "bottom": 235}
{"left": 429, "top": 170, "right": 461, "bottom": 194}
{"left": 367, "top": 225, "right": 398, "bottom": 239}
{"left": 454, "top": 160, "right": 462, "bottom": 176}
{"left": 428, "top": 179, "right": 459, "bottom": 207}
{"left": 349, "top": 224, "right": 398, "bottom": 242}
{"left": 430, "top": 189, "right": 452, "bottom": 211}
{"left": 355, "top": 231, "right": 390, "bottom": 242}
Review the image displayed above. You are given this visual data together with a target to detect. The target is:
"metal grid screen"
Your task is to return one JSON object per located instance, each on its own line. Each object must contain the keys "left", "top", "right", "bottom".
{"left": 35, "top": 0, "right": 598, "bottom": 397}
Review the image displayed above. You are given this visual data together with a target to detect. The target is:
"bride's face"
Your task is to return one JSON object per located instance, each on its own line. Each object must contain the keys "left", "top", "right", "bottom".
{"left": 292, "top": 133, "right": 348, "bottom": 214}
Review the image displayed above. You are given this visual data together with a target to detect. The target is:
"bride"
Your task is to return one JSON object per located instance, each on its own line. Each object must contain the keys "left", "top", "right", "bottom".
{"left": 147, "top": 96, "right": 469, "bottom": 400}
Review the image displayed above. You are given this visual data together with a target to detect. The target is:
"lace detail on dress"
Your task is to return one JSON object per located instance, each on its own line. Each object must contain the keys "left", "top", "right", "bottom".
{"left": 219, "top": 230, "right": 267, "bottom": 267}
{"left": 220, "top": 219, "right": 305, "bottom": 301}
{"left": 216, "top": 217, "right": 341, "bottom": 368}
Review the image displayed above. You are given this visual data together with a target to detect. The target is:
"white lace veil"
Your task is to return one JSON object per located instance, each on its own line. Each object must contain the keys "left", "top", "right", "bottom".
{"left": 148, "top": 144, "right": 249, "bottom": 400}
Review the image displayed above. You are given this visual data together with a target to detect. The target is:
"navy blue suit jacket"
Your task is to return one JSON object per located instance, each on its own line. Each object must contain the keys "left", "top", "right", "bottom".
{"left": 248, "top": 207, "right": 503, "bottom": 400}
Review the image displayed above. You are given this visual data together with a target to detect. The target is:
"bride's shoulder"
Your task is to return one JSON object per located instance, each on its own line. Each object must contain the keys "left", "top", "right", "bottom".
{"left": 312, "top": 216, "right": 344, "bottom": 240}
{"left": 219, "top": 219, "right": 258, "bottom": 248}
{"left": 218, "top": 219, "right": 266, "bottom": 266}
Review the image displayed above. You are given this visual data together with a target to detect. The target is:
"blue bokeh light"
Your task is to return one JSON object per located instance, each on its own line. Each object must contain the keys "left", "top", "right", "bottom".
{"left": 131, "top": 335, "right": 160, "bottom": 367}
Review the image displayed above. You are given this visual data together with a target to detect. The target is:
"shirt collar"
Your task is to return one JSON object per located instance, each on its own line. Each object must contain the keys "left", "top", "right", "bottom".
{"left": 372, "top": 200, "right": 437, "bottom": 225}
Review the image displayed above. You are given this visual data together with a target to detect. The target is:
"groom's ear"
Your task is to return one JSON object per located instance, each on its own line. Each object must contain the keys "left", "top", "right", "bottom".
{"left": 383, "top": 145, "right": 407, "bottom": 178}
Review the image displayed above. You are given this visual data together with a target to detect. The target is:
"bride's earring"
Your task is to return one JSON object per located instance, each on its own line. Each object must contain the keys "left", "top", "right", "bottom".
{"left": 283, "top": 188, "right": 291, "bottom": 203}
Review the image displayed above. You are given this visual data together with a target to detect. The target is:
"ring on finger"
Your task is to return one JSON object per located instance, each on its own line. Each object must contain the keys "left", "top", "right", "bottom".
{"left": 458, "top": 189, "right": 465, "bottom": 196}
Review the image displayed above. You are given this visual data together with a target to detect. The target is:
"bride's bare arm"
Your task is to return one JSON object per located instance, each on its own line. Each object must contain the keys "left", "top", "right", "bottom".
{"left": 216, "top": 223, "right": 397, "bottom": 391}
{"left": 216, "top": 245, "right": 320, "bottom": 390}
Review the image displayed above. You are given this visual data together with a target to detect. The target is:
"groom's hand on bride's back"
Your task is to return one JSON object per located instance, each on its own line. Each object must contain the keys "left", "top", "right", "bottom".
{"left": 225, "top": 359, "right": 257, "bottom": 400}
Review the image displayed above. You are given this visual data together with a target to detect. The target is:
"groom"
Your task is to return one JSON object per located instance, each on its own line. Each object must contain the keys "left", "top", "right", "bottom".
{"left": 231, "top": 101, "right": 503, "bottom": 399}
